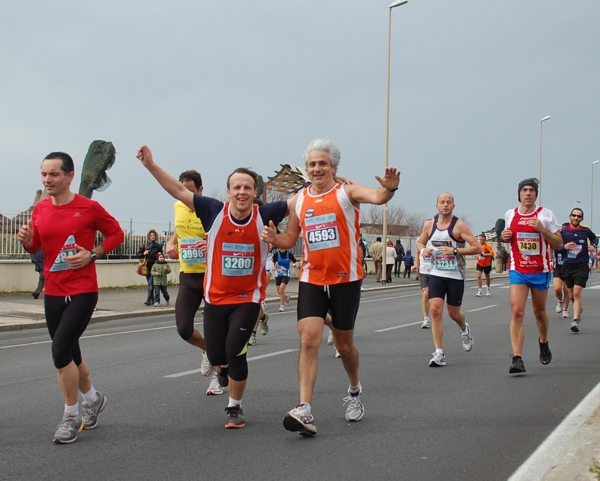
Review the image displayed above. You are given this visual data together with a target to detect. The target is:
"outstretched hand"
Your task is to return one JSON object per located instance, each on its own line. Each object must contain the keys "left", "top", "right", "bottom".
{"left": 261, "top": 220, "right": 278, "bottom": 244}
{"left": 374, "top": 167, "right": 400, "bottom": 191}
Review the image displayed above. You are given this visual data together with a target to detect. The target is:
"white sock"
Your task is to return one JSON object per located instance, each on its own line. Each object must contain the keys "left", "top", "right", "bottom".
{"left": 349, "top": 382, "right": 362, "bottom": 395}
{"left": 82, "top": 386, "right": 98, "bottom": 404}
{"left": 228, "top": 397, "right": 242, "bottom": 408}
{"left": 64, "top": 403, "right": 79, "bottom": 416}
{"left": 299, "top": 402, "right": 311, "bottom": 412}
{"left": 436, "top": 348, "right": 444, "bottom": 355}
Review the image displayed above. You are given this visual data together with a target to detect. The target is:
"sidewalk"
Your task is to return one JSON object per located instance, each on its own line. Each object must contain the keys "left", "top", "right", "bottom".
{"left": 1, "top": 270, "right": 597, "bottom": 479}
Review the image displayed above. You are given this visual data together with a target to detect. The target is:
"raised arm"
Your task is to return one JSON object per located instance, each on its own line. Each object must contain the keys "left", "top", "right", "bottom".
{"left": 345, "top": 167, "right": 400, "bottom": 206}
{"left": 136, "top": 145, "right": 194, "bottom": 210}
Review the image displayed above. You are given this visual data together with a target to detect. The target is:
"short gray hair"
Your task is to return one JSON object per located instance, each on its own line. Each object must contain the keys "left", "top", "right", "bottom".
{"left": 303, "top": 139, "right": 341, "bottom": 169}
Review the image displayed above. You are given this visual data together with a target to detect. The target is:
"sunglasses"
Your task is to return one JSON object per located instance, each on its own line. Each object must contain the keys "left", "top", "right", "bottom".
{"left": 571, "top": 214, "right": 583, "bottom": 218}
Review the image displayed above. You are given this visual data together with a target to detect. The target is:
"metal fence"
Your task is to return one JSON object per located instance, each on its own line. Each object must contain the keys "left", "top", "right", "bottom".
{"left": 0, "top": 212, "right": 174, "bottom": 259}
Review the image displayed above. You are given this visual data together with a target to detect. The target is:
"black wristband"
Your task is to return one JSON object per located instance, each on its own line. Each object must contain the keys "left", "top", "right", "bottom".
{"left": 387, "top": 187, "right": 398, "bottom": 192}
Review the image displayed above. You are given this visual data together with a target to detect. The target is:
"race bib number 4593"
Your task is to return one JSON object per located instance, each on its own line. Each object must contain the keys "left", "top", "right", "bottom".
{"left": 221, "top": 243, "right": 255, "bottom": 276}
{"left": 305, "top": 213, "right": 340, "bottom": 251}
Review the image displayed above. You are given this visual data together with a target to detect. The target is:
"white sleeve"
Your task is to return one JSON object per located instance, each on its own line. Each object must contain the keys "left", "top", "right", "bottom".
{"left": 540, "top": 208, "right": 561, "bottom": 234}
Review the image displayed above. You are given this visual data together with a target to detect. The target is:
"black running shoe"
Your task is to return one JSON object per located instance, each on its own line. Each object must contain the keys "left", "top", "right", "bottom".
{"left": 224, "top": 405, "right": 245, "bottom": 429}
{"left": 218, "top": 366, "right": 229, "bottom": 387}
{"left": 509, "top": 355, "right": 526, "bottom": 374}
{"left": 539, "top": 339, "right": 552, "bottom": 365}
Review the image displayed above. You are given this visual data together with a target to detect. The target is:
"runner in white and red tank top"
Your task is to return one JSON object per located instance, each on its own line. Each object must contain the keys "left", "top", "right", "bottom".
{"left": 501, "top": 178, "right": 562, "bottom": 375}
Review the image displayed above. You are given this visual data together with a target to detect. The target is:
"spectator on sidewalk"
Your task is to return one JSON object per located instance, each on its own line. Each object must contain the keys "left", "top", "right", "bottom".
{"left": 385, "top": 240, "right": 397, "bottom": 283}
{"left": 30, "top": 248, "right": 44, "bottom": 299}
{"left": 393, "top": 239, "right": 405, "bottom": 277}
{"left": 151, "top": 252, "right": 171, "bottom": 307}
{"left": 369, "top": 237, "right": 384, "bottom": 282}
{"left": 403, "top": 250, "right": 414, "bottom": 278}
{"left": 137, "top": 229, "right": 163, "bottom": 306}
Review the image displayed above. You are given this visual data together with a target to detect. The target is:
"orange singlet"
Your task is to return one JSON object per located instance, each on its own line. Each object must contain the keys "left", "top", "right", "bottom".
{"left": 204, "top": 203, "right": 269, "bottom": 305}
{"left": 296, "top": 183, "right": 363, "bottom": 285}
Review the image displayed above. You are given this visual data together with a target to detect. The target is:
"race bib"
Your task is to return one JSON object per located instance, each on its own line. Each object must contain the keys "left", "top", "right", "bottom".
{"left": 420, "top": 255, "right": 433, "bottom": 274}
{"left": 433, "top": 251, "right": 457, "bottom": 270}
{"left": 556, "top": 253, "right": 563, "bottom": 265}
{"left": 567, "top": 245, "right": 582, "bottom": 259}
{"left": 305, "top": 214, "right": 340, "bottom": 251}
{"left": 516, "top": 232, "right": 541, "bottom": 256}
{"left": 180, "top": 237, "right": 206, "bottom": 265}
{"left": 221, "top": 243, "right": 255, "bottom": 276}
{"left": 276, "top": 265, "right": 290, "bottom": 277}
{"left": 50, "top": 235, "right": 77, "bottom": 272}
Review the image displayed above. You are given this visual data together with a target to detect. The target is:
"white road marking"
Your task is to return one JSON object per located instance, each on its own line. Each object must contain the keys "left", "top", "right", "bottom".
{"left": 164, "top": 349, "right": 298, "bottom": 378}
{"left": 375, "top": 321, "right": 423, "bottom": 332}
{"left": 466, "top": 305, "right": 498, "bottom": 312}
{"left": 470, "top": 283, "right": 506, "bottom": 288}
{"left": 0, "top": 325, "right": 174, "bottom": 350}
{"left": 508, "top": 380, "right": 600, "bottom": 481}
{"left": 362, "top": 293, "right": 422, "bottom": 304}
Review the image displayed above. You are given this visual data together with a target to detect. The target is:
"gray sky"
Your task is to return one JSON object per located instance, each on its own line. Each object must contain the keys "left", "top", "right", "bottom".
{"left": 1, "top": 0, "right": 599, "bottom": 234}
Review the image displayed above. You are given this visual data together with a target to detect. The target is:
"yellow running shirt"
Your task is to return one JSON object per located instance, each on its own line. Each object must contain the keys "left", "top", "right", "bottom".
{"left": 174, "top": 200, "right": 207, "bottom": 274}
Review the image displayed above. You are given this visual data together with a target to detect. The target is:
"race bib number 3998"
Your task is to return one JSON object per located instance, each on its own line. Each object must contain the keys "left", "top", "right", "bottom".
{"left": 50, "top": 235, "right": 77, "bottom": 272}
{"left": 180, "top": 238, "right": 206, "bottom": 265}
{"left": 305, "top": 214, "right": 340, "bottom": 251}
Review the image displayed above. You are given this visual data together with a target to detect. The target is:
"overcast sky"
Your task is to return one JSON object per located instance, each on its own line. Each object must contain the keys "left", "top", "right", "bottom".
{"left": 1, "top": 0, "right": 598, "bottom": 234}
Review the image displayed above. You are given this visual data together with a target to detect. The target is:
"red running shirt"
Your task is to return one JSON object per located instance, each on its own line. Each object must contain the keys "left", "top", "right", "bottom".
{"left": 26, "top": 195, "right": 124, "bottom": 296}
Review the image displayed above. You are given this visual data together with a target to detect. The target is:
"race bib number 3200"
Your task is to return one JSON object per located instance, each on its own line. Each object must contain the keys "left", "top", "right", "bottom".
{"left": 305, "top": 213, "right": 340, "bottom": 251}
{"left": 221, "top": 243, "right": 255, "bottom": 276}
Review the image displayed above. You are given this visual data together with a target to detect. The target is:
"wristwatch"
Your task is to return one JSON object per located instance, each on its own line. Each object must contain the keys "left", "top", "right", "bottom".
{"left": 453, "top": 247, "right": 458, "bottom": 256}
{"left": 90, "top": 251, "right": 98, "bottom": 262}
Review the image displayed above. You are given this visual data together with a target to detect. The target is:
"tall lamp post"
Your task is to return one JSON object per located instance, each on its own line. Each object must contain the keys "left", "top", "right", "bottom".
{"left": 592, "top": 160, "right": 600, "bottom": 229}
{"left": 538, "top": 116, "right": 551, "bottom": 205}
{"left": 382, "top": 0, "right": 408, "bottom": 284}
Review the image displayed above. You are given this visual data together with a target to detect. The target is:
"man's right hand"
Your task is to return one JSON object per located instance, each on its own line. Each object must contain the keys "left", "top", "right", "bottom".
{"left": 501, "top": 229, "right": 513, "bottom": 242}
{"left": 166, "top": 241, "right": 179, "bottom": 260}
{"left": 261, "top": 220, "right": 278, "bottom": 244}
{"left": 17, "top": 219, "right": 34, "bottom": 247}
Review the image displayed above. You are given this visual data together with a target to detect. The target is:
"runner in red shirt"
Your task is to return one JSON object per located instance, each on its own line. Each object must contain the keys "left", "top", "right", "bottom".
{"left": 18, "top": 152, "right": 123, "bottom": 444}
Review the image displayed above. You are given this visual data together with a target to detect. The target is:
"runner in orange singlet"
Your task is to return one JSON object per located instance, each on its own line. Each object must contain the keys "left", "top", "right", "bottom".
{"left": 263, "top": 139, "right": 400, "bottom": 436}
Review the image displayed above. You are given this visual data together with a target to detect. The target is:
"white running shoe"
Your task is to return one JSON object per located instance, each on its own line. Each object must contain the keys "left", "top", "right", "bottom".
{"left": 200, "top": 351, "right": 213, "bottom": 377}
{"left": 570, "top": 320, "right": 580, "bottom": 333}
{"left": 327, "top": 330, "right": 334, "bottom": 345}
{"left": 486, "top": 288, "right": 491, "bottom": 297}
{"left": 562, "top": 309, "right": 570, "bottom": 319}
{"left": 476, "top": 289, "right": 483, "bottom": 297}
{"left": 335, "top": 348, "right": 341, "bottom": 358}
{"left": 555, "top": 301, "right": 563, "bottom": 313}
{"left": 421, "top": 317, "right": 431, "bottom": 329}
{"left": 206, "top": 371, "right": 224, "bottom": 395}
{"left": 429, "top": 351, "right": 446, "bottom": 367}
{"left": 283, "top": 404, "right": 316, "bottom": 436}
{"left": 461, "top": 323, "right": 474, "bottom": 352}
{"left": 343, "top": 391, "right": 364, "bottom": 422}
{"left": 279, "top": 305, "right": 285, "bottom": 312}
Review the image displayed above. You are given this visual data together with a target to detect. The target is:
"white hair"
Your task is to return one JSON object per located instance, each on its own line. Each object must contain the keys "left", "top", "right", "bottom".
{"left": 303, "top": 139, "right": 341, "bottom": 169}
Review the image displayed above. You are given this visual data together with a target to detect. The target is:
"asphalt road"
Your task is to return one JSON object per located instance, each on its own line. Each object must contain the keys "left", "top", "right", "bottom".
{"left": 2, "top": 277, "right": 600, "bottom": 481}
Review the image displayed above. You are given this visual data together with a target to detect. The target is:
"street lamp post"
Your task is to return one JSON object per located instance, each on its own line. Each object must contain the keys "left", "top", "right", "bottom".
{"left": 539, "top": 116, "right": 551, "bottom": 205}
{"left": 382, "top": 0, "right": 408, "bottom": 285}
{"left": 592, "top": 160, "right": 600, "bottom": 229}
